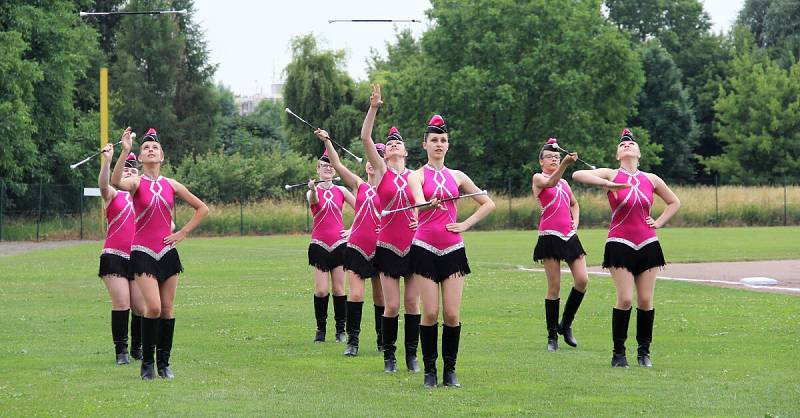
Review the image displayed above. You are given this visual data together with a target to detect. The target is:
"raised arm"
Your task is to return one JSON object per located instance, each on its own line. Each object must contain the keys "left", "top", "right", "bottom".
{"left": 164, "top": 179, "right": 209, "bottom": 246}
{"left": 572, "top": 168, "right": 627, "bottom": 191}
{"left": 361, "top": 84, "right": 387, "bottom": 177}
{"left": 111, "top": 128, "right": 139, "bottom": 193}
{"left": 532, "top": 153, "right": 577, "bottom": 190}
{"left": 448, "top": 170, "right": 496, "bottom": 232}
{"left": 98, "top": 144, "right": 116, "bottom": 204}
{"left": 316, "top": 128, "right": 362, "bottom": 191}
{"left": 647, "top": 174, "right": 681, "bottom": 229}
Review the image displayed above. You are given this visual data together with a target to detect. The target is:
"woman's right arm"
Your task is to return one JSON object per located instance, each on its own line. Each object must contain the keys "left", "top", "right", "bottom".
{"left": 98, "top": 144, "right": 116, "bottom": 203}
{"left": 360, "top": 84, "right": 386, "bottom": 178}
{"left": 110, "top": 128, "right": 139, "bottom": 193}
{"left": 316, "top": 129, "right": 362, "bottom": 191}
{"left": 572, "top": 168, "right": 627, "bottom": 190}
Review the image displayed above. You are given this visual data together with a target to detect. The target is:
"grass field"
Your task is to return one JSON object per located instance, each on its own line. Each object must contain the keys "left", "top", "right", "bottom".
{"left": 1, "top": 228, "right": 798, "bottom": 416}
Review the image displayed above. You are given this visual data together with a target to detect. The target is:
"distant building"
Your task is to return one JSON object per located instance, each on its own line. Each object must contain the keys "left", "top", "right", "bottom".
{"left": 236, "top": 83, "right": 283, "bottom": 116}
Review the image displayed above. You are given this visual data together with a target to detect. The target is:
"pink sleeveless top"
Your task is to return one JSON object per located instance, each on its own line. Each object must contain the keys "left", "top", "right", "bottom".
{"left": 102, "top": 191, "right": 135, "bottom": 258}
{"left": 310, "top": 184, "right": 346, "bottom": 251}
{"left": 347, "top": 182, "right": 381, "bottom": 259}
{"left": 537, "top": 175, "right": 575, "bottom": 241}
{"left": 131, "top": 176, "right": 175, "bottom": 260}
{"left": 376, "top": 167, "right": 416, "bottom": 256}
{"left": 607, "top": 169, "right": 658, "bottom": 249}
{"left": 412, "top": 165, "right": 463, "bottom": 255}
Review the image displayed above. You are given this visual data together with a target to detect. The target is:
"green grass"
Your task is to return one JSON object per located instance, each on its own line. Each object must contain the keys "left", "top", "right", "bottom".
{"left": 1, "top": 228, "right": 798, "bottom": 416}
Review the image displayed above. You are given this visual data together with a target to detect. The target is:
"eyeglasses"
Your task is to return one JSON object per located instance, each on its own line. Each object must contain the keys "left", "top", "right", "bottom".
{"left": 541, "top": 154, "right": 561, "bottom": 161}
{"left": 318, "top": 163, "right": 333, "bottom": 169}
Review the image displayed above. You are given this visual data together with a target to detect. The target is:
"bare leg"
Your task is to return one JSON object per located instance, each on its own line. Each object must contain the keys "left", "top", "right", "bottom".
{"left": 102, "top": 275, "right": 131, "bottom": 310}
{"left": 418, "top": 275, "right": 439, "bottom": 326}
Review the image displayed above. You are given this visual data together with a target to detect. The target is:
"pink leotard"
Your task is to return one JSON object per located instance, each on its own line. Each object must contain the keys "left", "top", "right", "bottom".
{"left": 412, "top": 165, "right": 463, "bottom": 255}
{"left": 102, "top": 191, "right": 134, "bottom": 258}
{"left": 347, "top": 182, "right": 380, "bottom": 259}
{"left": 607, "top": 169, "right": 658, "bottom": 249}
{"left": 310, "top": 184, "right": 346, "bottom": 251}
{"left": 376, "top": 167, "right": 416, "bottom": 256}
{"left": 537, "top": 175, "right": 575, "bottom": 240}
{"left": 131, "top": 176, "right": 175, "bottom": 260}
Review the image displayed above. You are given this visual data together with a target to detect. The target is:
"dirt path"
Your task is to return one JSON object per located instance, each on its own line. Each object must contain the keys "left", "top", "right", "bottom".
{"left": 0, "top": 240, "right": 90, "bottom": 257}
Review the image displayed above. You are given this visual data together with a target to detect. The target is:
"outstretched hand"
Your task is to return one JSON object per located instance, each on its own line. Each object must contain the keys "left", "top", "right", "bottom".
{"left": 562, "top": 152, "right": 577, "bottom": 166}
{"left": 370, "top": 84, "right": 383, "bottom": 108}
{"left": 121, "top": 127, "right": 133, "bottom": 152}
{"left": 101, "top": 143, "right": 114, "bottom": 161}
{"left": 315, "top": 128, "right": 330, "bottom": 141}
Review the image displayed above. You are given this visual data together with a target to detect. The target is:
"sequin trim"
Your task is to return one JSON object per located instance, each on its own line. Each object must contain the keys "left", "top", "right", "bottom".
{"left": 411, "top": 239, "right": 464, "bottom": 256}
{"left": 101, "top": 248, "right": 130, "bottom": 259}
{"left": 539, "top": 229, "right": 576, "bottom": 241}
{"left": 606, "top": 236, "right": 659, "bottom": 250}
{"left": 347, "top": 242, "right": 376, "bottom": 260}
{"left": 311, "top": 239, "right": 347, "bottom": 253}
{"left": 377, "top": 241, "right": 411, "bottom": 257}
{"left": 131, "top": 245, "right": 175, "bottom": 261}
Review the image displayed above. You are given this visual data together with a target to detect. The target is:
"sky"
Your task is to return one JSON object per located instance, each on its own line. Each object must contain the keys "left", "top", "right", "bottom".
{"left": 193, "top": 0, "right": 744, "bottom": 95}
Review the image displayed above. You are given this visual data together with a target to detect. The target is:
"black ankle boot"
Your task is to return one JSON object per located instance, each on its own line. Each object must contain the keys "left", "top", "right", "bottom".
{"left": 374, "top": 305, "right": 385, "bottom": 352}
{"left": 611, "top": 308, "right": 632, "bottom": 368}
{"left": 404, "top": 313, "right": 420, "bottom": 372}
{"left": 420, "top": 323, "right": 438, "bottom": 388}
{"left": 140, "top": 317, "right": 158, "bottom": 380}
{"left": 442, "top": 323, "right": 461, "bottom": 388}
{"left": 559, "top": 287, "right": 585, "bottom": 347}
{"left": 637, "top": 308, "right": 655, "bottom": 368}
{"left": 382, "top": 315, "right": 399, "bottom": 372}
{"left": 333, "top": 295, "right": 347, "bottom": 343}
{"left": 112, "top": 309, "right": 130, "bottom": 365}
{"left": 313, "top": 294, "right": 329, "bottom": 343}
{"left": 130, "top": 313, "right": 143, "bottom": 360}
{"left": 157, "top": 318, "right": 176, "bottom": 379}
{"left": 545, "top": 299, "right": 560, "bottom": 352}
{"left": 344, "top": 301, "right": 363, "bottom": 356}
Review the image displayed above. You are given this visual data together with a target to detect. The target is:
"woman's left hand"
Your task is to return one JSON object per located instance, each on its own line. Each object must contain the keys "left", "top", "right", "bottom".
{"left": 164, "top": 230, "right": 187, "bottom": 245}
{"left": 340, "top": 228, "right": 351, "bottom": 239}
{"left": 446, "top": 222, "right": 470, "bottom": 233}
{"left": 645, "top": 216, "right": 660, "bottom": 229}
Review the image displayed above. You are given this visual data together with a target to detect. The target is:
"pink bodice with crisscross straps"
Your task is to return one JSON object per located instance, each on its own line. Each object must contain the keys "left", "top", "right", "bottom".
{"left": 376, "top": 166, "right": 416, "bottom": 256}
{"left": 102, "top": 191, "right": 135, "bottom": 258}
{"left": 310, "top": 184, "right": 346, "bottom": 251}
{"left": 131, "top": 176, "right": 175, "bottom": 260}
{"left": 607, "top": 169, "right": 658, "bottom": 249}
{"left": 347, "top": 182, "right": 381, "bottom": 259}
{"left": 537, "top": 175, "right": 575, "bottom": 241}
{"left": 411, "top": 164, "right": 463, "bottom": 255}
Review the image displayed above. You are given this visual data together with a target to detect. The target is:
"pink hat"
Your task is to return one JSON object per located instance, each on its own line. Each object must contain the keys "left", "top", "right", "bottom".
{"left": 124, "top": 152, "right": 138, "bottom": 168}
{"left": 319, "top": 149, "right": 330, "bottom": 163}
{"left": 142, "top": 128, "right": 159, "bottom": 143}
{"left": 425, "top": 115, "right": 447, "bottom": 134}
{"left": 386, "top": 126, "right": 403, "bottom": 142}
{"left": 619, "top": 128, "right": 635, "bottom": 142}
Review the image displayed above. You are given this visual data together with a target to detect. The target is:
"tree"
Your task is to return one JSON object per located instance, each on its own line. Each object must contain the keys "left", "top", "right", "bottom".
{"left": 633, "top": 41, "right": 697, "bottom": 182}
{"left": 738, "top": 0, "right": 800, "bottom": 66}
{"left": 703, "top": 27, "right": 800, "bottom": 184}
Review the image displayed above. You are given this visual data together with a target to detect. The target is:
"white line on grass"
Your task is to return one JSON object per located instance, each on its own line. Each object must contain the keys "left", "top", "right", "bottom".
{"left": 515, "top": 266, "right": 800, "bottom": 293}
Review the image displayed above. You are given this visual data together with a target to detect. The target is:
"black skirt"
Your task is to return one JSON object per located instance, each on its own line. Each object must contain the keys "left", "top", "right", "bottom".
{"left": 373, "top": 246, "right": 413, "bottom": 279}
{"left": 98, "top": 253, "right": 133, "bottom": 280}
{"left": 131, "top": 248, "right": 183, "bottom": 282}
{"left": 409, "top": 244, "right": 471, "bottom": 283}
{"left": 533, "top": 234, "right": 587, "bottom": 263}
{"left": 343, "top": 246, "right": 378, "bottom": 279}
{"left": 308, "top": 242, "right": 346, "bottom": 272}
{"left": 602, "top": 240, "right": 666, "bottom": 276}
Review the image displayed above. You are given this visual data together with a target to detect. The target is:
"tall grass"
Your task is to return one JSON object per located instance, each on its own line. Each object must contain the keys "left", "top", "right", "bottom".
{"left": 2, "top": 185, "right": 798, "bottom": 240}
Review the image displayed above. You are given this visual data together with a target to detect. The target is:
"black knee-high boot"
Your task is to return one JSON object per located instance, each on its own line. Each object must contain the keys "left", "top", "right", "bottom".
{"left": 313, "top": 294, "right": 329, "bottom": 343}
{"left": 559, "top": 288, "right": 585, "bottom": 347}
{"left": 612, "top": 308, "right": 632, "bottom": 368}
{"left": 344, "top": 301, "right": 363, "bottom": 356}
{"left": 374, "top": 305, "right": 385, "bottom": 352}
{"left": 140, "top": 317, "right": 158, "bottom": 380}
{"left": 545, "top": 298, "right": 560, "bottom": 352}
{"left": 111, "top": 309, "right": 130, "bottom": 365}
{"left": 442, "top": 323, "right": 462, "bottom": 388}
{"left": 333, "top": 295, "right": 347, "bottom": 343}
{"left": 382, "top": 315, "right": 399, "bottom": 372}
{"left": 404, "top": 313, "right": 420, "bottom": 372}
{"left": 420, "top": 323, "right": 438, "bottom": 388}
{"left": 637, "top": 308, "right": 655, "bottom": 367}
{"left": 130, "top": 313, "right": 143, "bottom": 360}
{"left": 157, "top": 318, "right": 176, "bottom": 379}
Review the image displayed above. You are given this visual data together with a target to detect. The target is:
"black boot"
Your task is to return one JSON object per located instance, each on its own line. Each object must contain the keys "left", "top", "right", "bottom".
{"left": 559, "top": 288, "right": 585, "bottom": 347}
{"left": 157, "top": 318, "right": 176, "bottom": 379}
{"left": 111, "top": 309, "right": 130, "bottom": 365}
{"left": 382, "top": 315, "right": 399, "bottom": 372}
{"left": 374, "top": 305, "right": 385, "bottom": 352}
{"left": 420, "top": 323, "right": 438, "bottom": 388}
{"left": 140, "top": 317, "right": 158, "bottom": 380}
{"left": 313, "top": 294, "right": 329, "bottom": 343}
{"left": 130, "top": 313, "right": 143, "bottom": 360}
{"left": 333, "top": 295, "right": 347, "bottom": 343}
{"left": 637, "top": 308, "right": 655, "bottom": 368}
{"left": 545, "top": 298, "right": 560, "bottom": 352}
{"left": 404, "top": 313, "right": 421, "bottom": 372}
{"left": 611, "top": 308, "right": 632, "bottom": 368}
{"left": 344, "top": 301, "right": 363, "bottom": 356}
{"left": 442, "top": 323, "right": 462, "bottom": 388}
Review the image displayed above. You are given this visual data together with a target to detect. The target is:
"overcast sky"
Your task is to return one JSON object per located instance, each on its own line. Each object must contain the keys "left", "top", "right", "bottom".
{"left": 193, "top": 0, "right": 744, "bottom": 95}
